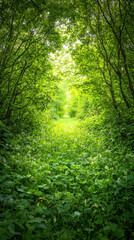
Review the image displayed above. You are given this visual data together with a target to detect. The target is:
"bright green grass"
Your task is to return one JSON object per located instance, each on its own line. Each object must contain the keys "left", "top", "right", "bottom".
{"left": 53, "top": 117, "right": 79, "bottom": 133}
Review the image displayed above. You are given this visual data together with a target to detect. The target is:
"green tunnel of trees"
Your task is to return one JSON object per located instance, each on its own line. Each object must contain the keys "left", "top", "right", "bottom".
{"left": 0, "top": 0, "right": 134, "bottom": 240}
{"left": 0, "top": 0, "right": 134, "bottom": 126}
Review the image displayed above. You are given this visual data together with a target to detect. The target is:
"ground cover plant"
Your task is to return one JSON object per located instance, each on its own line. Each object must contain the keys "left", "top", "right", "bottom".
{"left": 0, "top": 117, "right": 134, "bottom": 240}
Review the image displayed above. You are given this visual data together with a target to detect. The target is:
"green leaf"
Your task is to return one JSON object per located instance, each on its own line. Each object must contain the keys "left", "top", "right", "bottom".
{"left": 34, "top": 191, "right": 43, "bottom": 196}
{"left": 113, "top": 228, "right": 125, "bottom": 239}
{"left": 74, "top": 211, "right": 81, "bottom": 216}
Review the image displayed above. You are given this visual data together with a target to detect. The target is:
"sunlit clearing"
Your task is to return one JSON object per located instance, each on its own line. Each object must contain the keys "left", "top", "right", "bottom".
{"left": 53, "top": 117, "right": 79, "bottom": 134}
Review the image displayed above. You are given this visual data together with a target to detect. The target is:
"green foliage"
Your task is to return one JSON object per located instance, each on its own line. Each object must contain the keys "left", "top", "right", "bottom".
{"left": 0, "top": 117, "right": 134, "bottom": 240}
{"left": 0, "top": 1, "right": 134, "bottom": 239}
{"left": 0, "top": 0, "right": 65, "bottom": 127}
{"left": 66, "top": 88, "right": 80, "bottom": 118}
{"left": 51, "top": 87, "right": 66, "bottom": 119}
{"left": 70, "top": 0, "right": 134, "bottom": 118}
{"left": 0, "top": 120, "right": 13, "bottom": 157}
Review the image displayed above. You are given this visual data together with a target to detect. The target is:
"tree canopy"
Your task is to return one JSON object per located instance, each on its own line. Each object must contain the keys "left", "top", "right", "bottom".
{"left": 0, "top": 0, "right": 134, "bottom": 128}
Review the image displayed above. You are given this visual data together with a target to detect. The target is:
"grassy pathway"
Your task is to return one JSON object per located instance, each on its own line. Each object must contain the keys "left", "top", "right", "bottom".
{"left": 0, "top": 117, "right": 134, "bottom": 240}
{"left": 53, "top": 117, "right": 79, "bottom": 133}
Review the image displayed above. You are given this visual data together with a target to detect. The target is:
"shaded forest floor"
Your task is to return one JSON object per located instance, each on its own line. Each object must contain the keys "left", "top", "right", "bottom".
{"left": 0, "top": 117, "right": 134, "bottom": 240}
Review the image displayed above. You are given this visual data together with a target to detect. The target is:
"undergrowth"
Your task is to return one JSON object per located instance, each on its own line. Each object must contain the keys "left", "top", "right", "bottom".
{"left": 0, "top": 117, "right": 134, "bottom": 240}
